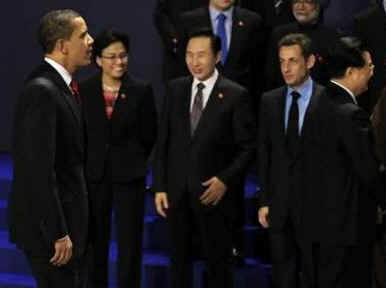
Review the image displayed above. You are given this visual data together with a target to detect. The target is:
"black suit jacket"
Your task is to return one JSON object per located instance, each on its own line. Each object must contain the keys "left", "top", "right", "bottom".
{"left": 81, "top": 73, "right": 157, "bottom": 183}
{"left": 180, "top": 7, "right": 264, "bottom": 102}
{"left": 9, "top": 62, "right": 89, "bottom": 256}
{"left": 264, "top": 21, "right": 340, "bottom": 91}
{"left": 239, "top": 0, "right": 294, "bottom": 29}
{"left": 258, "top": 82, "right": 325, "bottom": 234}
{"left": 259, "top": 81, "right": 386, "bottom": 244}
{"left": 354, "top": 4, "right": 386, "bottom": 111}
{"left": 154, "top": 75, "right": 256, "bottom": 205}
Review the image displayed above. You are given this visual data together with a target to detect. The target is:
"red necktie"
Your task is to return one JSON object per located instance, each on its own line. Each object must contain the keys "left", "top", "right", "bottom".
{"left": 70, "top": 80, "right": 81, "bottom": 104}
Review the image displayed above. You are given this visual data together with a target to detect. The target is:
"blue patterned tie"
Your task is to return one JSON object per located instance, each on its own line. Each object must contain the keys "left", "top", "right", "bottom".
{"left": 217, "top": 13, "right": 228, "bottom": 65}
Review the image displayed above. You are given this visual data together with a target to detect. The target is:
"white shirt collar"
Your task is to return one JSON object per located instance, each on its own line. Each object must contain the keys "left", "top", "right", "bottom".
{"left": 330, "top": 80, "right": 358, "bottom": 105}
{"left": 209, "top": 5, "right": 234, "bottom": 22}
{"left": 44, "top": 57, "right": 72, "bottom": 87}
{"left": 383, "top": 0, "right": 386, "bottom": 14}
{"left": 192, "top": 69, "right": 219, "bottom": 91}
{"left": 190, "top": 69, "right": 219, "bottom": 111}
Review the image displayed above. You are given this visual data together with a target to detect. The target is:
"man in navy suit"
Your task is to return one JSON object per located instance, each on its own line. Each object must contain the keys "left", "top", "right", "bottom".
{"left": 154, "top": 29, "right": 256, "bottom": 288}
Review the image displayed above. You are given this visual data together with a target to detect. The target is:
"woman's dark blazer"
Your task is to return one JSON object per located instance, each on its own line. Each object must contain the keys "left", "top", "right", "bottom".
{"left": 81, "top": 72, "right": 157, "bottom": 183}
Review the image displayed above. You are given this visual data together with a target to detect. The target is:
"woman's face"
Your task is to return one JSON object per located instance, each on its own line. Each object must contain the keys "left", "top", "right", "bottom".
{"left": 96, "top": 41, "right": 128, "bottom": 80}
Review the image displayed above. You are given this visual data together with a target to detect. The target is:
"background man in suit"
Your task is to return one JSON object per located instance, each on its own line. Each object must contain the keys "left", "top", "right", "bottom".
{"left": 8, "top": 9, "right": 93, "bottom": 288}
{"left": 153, "top": 0, "right": 208, "bottom": 81}
{"left": 153, "top": 30, "right": 256, "bottom": 288}
{"left": 239, "top": 0, "right": 294, "bottom": 34}
{"left": 258, "top": 33, "right": 326, "bottom": 288}
{"left": 264, "top": 0, "right": 339, "bottom": 90}
{"left": 354, "top": 0, "right": 386, "bottom": 112}
{"left": 318, "top": 0, "right": 371, "bottom": 35}
{"left": 323, "top": 37, "right": 386, "bottom": 287}
{"left": 180, "top": 0, "right": 263, "bottom": 106}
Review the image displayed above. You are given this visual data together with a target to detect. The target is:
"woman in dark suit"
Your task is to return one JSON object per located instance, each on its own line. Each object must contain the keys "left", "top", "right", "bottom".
{"left": 81, "top": 29, "right": 157, "bottom": 288}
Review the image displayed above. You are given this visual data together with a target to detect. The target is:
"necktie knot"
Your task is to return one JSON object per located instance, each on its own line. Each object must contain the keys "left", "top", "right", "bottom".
{"left": 197, "top": 82, "right": 205, "bottom": 91}
{"left": 70, "top": 79, "right": 81, "bottom": 104}
{"left": 291, "top": 91, "right": 301, "bottom": 101}
{"left": 218, "top": 13, "right": 226, "bottom": 22}
{"left": 70, "top": 80, "right": 79, "bottom": 94}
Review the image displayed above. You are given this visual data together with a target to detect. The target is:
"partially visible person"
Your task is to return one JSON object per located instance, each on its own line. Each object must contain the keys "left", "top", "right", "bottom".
{"left": 239, "top": 0, "right": 294, "bottom": 30}
{"left": 264, "top": 0, "right": 339, "bottom": 90}
{"left": 354, "top": 0, "right": 386, "bottom": 112}
{"left": 153, "top": 0, "right": 208, "bottom": 81}
{"left": 9, "top": 9, "right": 93, "bottom": 288}
{"left": 81, "top": 29, "right": 157, "bottom": 288}
{"left": 323, "top": 36, "right": 386, "bottom": 287}
{"left": 369, "top": 86, "right": 386, "bottom": 288}
{"left": 154, "top": 29, "right": 256, "bottom": 288}
{"left": 318, "top": 0, "right": 371, "bottom": 35}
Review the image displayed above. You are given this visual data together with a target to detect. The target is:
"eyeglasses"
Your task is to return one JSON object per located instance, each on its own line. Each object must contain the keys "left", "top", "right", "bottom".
{"left": 292, "top": 0, "right": 316, "bottom": 5}
{"left": 100, "top": 53, "right": 128, "bottom": 62}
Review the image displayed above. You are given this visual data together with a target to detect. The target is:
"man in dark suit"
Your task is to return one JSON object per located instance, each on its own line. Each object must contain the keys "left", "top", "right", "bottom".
{"left": 179, "top": 1, "right": 263, "bottom": 260}
{"left": 322, "top": 37, "right": 386, "bottom": 287}
{"left": 8, "top": 9, "right": 93, "bottom": 288}
{"left": 153, "top": 30, "right": 256, "bottom": 288}
{"left": 354, "top": 0, "right": 386, "bottom": 112}
{"left": 264, "top": 0, "right": 339, "bottom": 90}
{"left": 258, "top": 33, "right": 326, "bottom": 288}
{"left": 153, "top": 0, "right": 208, "bottom": 81}
{"left": 239, "top": 0, "right": 294, "bottom": 30}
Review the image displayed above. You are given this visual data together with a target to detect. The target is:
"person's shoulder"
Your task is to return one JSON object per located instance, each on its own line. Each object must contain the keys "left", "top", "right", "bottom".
{"left": 181, "top": 6, "right": 207, "bottom": 20}
{"left": 217, "top": 76, "right": 247, "bottom": 94}
{"left": 354, "top": 4, "right": 380, "bottom": 22}
{"left": 235, "top": 7, "right": 262, "bottom": 23}
{"left": 167, "top": 76, "right": 191, "bottom": 89}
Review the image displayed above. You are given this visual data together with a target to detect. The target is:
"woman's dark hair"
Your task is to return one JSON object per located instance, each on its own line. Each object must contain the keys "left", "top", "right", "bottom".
{"left": 92, "top": 28, "right": 130, "bottom": 63}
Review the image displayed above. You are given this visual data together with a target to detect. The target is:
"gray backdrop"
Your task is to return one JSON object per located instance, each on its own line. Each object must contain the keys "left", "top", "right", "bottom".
{"left": 0, "top": 0, "right": 164, "bottom": 151}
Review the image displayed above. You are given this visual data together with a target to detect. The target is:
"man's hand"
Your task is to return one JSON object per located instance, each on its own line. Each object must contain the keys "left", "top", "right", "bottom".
{"left": 50, "top": 235, "right": 73, "bottom": 266}
{"left": 200, "top": 177, "right": 227, "bottom": 206}
{"left": 258, "top": 206, "right": 270, "bottom": 228}
{"left": 155, "top": 192, "right": 169, "bottom": 218}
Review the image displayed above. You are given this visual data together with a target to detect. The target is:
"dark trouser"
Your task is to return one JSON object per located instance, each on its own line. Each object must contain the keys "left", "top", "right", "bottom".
{"left": 270, "top": 222, "right": 375, "bottom": 288}
{"left": 168, "top": 190, "right": 234, "bottom": 288}
{"left": 268, "top": 216, "right": 361, "bottom": 288}
{"left": 25, "top": 251, "right": 87, "bottom": 288}
{"left": 88, "top": 177, "right": 145, "bottom": 288}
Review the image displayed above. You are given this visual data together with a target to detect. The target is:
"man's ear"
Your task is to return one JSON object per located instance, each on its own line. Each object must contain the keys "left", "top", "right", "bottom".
{"left": 96, "top": 56, "right": 102, "bottom": 68}
{"left": 56, "top": 39, "right": 68, "bottom": 55}
{"left": 306, "top": 54, "right": 316, "bottom": 70}
{"left": 215, "top": 51, "right": 221, "bottom": 64}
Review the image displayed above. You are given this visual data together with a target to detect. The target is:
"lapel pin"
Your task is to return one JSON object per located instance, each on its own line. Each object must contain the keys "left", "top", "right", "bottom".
{"left": 121, "top": 93, "right": 126, "bottom": 99}
{"left": 218, "top": 93, "right": 224, "bottom": 99}
{"left": 238, "top": 21, "right": 244, "bottom": 27}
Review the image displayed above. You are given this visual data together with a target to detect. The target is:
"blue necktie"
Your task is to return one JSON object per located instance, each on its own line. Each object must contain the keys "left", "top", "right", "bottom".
{"left": 217, "top": 13, "right": 228, "bottom": 65}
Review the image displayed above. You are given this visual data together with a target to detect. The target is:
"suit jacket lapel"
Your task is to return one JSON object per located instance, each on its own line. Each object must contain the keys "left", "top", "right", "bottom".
{"left": 39, "top": 63, "right": 82, "bottom": 126}
{"left": 293, "top": 84, "right": 324, "bottom": 161}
